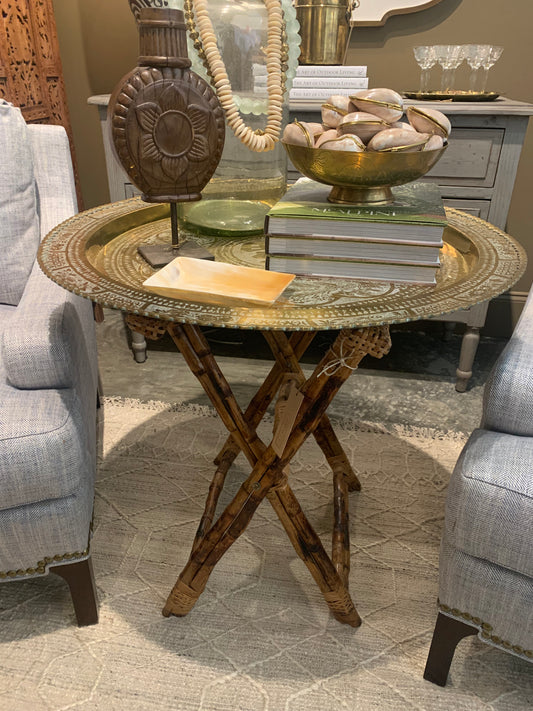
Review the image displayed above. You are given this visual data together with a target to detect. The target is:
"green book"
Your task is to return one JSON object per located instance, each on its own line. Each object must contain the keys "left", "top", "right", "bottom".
{"left": 265, "top": 178, "right": 447, "bottom": 245}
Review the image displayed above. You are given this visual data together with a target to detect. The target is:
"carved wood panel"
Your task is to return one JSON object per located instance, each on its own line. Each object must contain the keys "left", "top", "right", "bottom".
{"left": 0, "top": 0, "right": 83, "bottom": 207}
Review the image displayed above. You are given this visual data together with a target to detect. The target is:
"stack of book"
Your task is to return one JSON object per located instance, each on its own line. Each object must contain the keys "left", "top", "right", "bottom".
{"left": 252, "top": 64, "right": 369, "bottom": 101}
{"left": 264, "top": 179, "right": 447, "bottom": 285}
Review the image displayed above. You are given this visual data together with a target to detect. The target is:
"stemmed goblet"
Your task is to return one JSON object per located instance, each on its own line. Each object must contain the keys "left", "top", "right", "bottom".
{"left": 413, "top": 45, "right": 437, "bottom": 93}
{"left": 479, "top": 45, "right": 503, "bottom": 92}
{"left": 465, "top": 44, "right": 492, "bottom": 93}
{"left": 434, "top": 44, "right": 466, "bottom": 93}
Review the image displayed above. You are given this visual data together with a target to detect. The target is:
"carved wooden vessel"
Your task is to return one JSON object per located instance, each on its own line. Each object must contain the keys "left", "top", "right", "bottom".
{"left": 108, "top": 7, "right": 225, "bottom": 204}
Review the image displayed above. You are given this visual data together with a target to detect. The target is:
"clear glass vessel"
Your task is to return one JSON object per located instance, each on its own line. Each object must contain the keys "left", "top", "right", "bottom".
{"left": 130, "top": 0, "right": 301, "bottom": 236}
{"left": 413, "top": 45, "right": 437, "bottom": 92}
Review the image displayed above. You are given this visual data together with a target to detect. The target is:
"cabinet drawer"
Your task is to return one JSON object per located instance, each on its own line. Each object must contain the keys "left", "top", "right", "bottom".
{"left": 424, "top": 127, "right": 503, "bottom": 187}
{"left": 443, "top": 198, "right": 491, "bottom": 220}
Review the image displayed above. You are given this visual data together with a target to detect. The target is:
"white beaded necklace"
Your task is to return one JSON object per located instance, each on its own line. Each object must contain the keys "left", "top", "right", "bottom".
{"left": 184, "top": 0, "right": 286, "bottom": 152}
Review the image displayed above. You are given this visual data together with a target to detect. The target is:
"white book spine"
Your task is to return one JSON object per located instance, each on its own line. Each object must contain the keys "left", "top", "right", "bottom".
{"left": 296, "top": 65, "right": 367, "bottom": 77}
{"left": 288, "top": 85, "right": 368, "bottom": 100}
{"left": 254, "top": 76, "right": 368, "bottom": 89}
{"left": 253, "top": 64, "right": 367, "bottom": 77}
{"left": 291, "top": 77, "right": 369, "bottom": 88}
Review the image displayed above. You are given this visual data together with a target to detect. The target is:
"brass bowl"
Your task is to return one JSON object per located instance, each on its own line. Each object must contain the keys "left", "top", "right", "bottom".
{"left": 283, "top": 141, "right": 447, "bottom": 205}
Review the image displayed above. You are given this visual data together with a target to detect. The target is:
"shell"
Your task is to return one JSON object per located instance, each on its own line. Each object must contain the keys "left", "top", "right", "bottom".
{"left": 367, "top": 127, "right": 429, "bottom": 152}
{"left": 315, "top": 129, "right": 341, "bottom": 148}
{"left": 321, "top": 102, "right": 348, "bottom": 128}
{"left": 389, "top": 120, "right": 417, "bottom": 131}
{"left": 349, "top": 88, "right": 404, "bottom": 123}
{"left": 316, "top": 134, "right": 366, "bottom": 152}
{"left": 423, "top": 134, "right": 445, "bottom": 151}
{"left": 282, "top": 120, "right": 315, "bottom": 147}
{"left": 337, "top": 111, "right": 389, "bottom": 143}
{"left": 406, "top": 106, "right": 451, "bottom": 138}
{"left": 326, "top": 94, "right": 354, "bottom": 113}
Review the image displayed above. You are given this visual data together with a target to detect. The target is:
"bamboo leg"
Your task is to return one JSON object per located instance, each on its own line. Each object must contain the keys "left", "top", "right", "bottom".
{"left": 267, "top": 479, "right": 360, "bottom": 626}
{"left": 213, "top": 331, "right": 316, "bottom": 467}
{"left": 163, "top": 323, "right": 390, "bottom": 623}
{"left": 332, "top": 470, "right": 350, "bottom": 587}
{"left": 263, "top": 330, "right": 361, "bottom": 491}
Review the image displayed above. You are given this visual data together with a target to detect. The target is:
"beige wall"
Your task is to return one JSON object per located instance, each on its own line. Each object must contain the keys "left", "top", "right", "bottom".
{"left": 53, "top": 0, "right": 533, "bottom": 297}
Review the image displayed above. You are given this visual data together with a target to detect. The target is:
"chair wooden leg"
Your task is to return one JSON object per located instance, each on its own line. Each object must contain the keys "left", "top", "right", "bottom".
{"left": 51, "top": 557, "right": 98, "bottom": 626}
{"left": 424, "top": 612, "right": 478, "bottom": 686}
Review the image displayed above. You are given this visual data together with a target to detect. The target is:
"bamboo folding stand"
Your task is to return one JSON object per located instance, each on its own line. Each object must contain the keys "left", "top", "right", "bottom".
{"left": 126, "top": 314, "right": 391, "bottom": 626}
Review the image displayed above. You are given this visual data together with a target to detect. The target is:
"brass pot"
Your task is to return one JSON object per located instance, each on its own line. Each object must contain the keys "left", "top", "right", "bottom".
{"left": 294, "top": 0, "right": 352, "bottom": 65}
{"left": 283, "top": 141, "right": 448, "bottom": 204}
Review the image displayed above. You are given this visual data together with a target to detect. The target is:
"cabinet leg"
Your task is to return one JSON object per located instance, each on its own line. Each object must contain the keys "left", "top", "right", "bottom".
{"left": 130, "top": 329, "right": 147, "bottom": 363}
{"left": 455, "top": 327, "right": 480, "bottom": 392}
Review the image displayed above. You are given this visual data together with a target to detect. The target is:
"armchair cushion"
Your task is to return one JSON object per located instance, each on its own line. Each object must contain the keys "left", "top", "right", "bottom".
{"left": 0, "top": 380, "right": 90, "bottom": 511}
{"left": 1, "top": 262, "right": 86, "bottom": 390}
{"left": 0, "top": 101, "right": 40, "bottom": 306}
{"left": 445, "top": 427, "right": 533, "bottom": 579}
{"left": 482, "top": 286, "right": 533, "bottom": 436}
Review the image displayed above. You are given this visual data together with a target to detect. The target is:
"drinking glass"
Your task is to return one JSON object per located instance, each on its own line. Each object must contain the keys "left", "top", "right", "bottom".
{"left": 413, "top": 45, "right": 437, "bottom": 93}
{"left": 479, "top": 45, "right": 503, "bottom": 92}
{"left": 465, "top": 44, "right": 492, "bottom": 92}
{"left": 434, "top": 44, "right": 466, "bottom": 93}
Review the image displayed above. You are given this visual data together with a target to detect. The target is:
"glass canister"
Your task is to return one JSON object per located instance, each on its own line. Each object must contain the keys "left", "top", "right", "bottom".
{"left": 128, "top": 0, "right": 301, "bottom": 235}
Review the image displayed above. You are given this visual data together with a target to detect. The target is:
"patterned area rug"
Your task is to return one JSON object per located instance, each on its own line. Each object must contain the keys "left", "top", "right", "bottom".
{"left": 1, "top": 397, "right": 532, "bottom": 710}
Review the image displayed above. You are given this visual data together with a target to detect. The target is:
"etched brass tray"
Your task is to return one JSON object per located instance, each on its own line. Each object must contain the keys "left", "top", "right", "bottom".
{"left": 38, "top": 197, "right": 527, "bottom": 331}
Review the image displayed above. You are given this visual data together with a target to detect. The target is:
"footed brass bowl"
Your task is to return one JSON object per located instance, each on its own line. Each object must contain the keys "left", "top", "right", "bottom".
{"left": 283, "top": 141, "right": 447, "bottom": 205}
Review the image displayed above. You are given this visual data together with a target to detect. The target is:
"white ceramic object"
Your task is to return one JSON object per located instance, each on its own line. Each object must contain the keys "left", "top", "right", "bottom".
{"left": 337, "top": 111, "right": 389, "bottom": 143}
{"left": 321, "top": 103, "right": 348, "bottom": 128}
{"left": 316, "top": 134, "right": 366, "bottom": 152}
{"left": 367, "top": 127, "right": 429, "bottom": 152}
{"left": 406, "top": 105, "right": 451, "bottom": 138}
{"left": 423, "top": 133, "right": 445, "bottom": 150}
{"left": 315, "top": 128, "right": 341, "bottom": 147}
{"left": 282, "top": 120, "right": 314, "bottom": 146}
{"left": 349, "top": 88, "right": 404, "bottom": 122}
{"left": 326, "top": 94, "right": 354, "bottom": 113}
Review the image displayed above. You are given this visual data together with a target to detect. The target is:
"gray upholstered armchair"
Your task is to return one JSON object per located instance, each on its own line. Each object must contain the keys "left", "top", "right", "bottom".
{"left": 0, "top": 101, "right": 99, "bottom": 625}
{"left": 424, "top": 283, "right": 533, "bottom": 685}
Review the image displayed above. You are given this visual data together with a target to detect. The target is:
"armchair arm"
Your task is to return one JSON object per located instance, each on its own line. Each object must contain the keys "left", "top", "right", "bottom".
{"left": 27, "top": 123, "right": 78, "bottom": 238}
{"left": 482, "top": 286, "right": 533, "bottom": 436}
{"left": 1, "top": 261, "right": 95, "bottom": 391}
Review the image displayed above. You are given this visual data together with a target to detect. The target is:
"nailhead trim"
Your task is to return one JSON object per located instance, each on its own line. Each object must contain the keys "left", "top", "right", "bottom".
{"left": 439, "top": 602, "right": 532, "bottom": 659}
{"left": 0, "top": 546, "right": 90, "bottom": 580}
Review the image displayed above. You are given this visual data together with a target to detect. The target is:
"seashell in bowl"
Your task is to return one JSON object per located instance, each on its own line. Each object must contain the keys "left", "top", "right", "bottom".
{"left": 367, "top": 127, "right": 429, "bottom": 152}
{"left": 326, "top": 94, "right": 354, "bottom": 113}
{"left": 321, "top": 102, "right": 348, "bottom": 128}
{"left": 315, "top": 129, "right": 342, "bottom": 148}
{"left": 337, "top": 111, "right": 389, "bottom": 143}
{"left": 349, "top": 88, "right": 404, "bottom": 123}
{"left": 282, "top": 120, "right": 315, "bottom": 147}
{"left": 406, "top": 106, "right": 451, "bottom": 138}
{"left": 305, "top": 122, "right": 325, "bottom": 141}
{"left": 389, "top": 120, "right": 417, "bottom": 131}
{"left": 316, "top": 134, "right": 366, "bottom": 152}
{"left": 423, "top": 134, "right": 445, "bottom": 151}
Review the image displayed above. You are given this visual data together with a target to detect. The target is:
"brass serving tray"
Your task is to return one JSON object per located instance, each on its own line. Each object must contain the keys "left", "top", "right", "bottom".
{"left": 38, "top": 197, "right": 526, "bottom": 331}
{"left": 403, "top": 90, "right": 500, "bottom": 102}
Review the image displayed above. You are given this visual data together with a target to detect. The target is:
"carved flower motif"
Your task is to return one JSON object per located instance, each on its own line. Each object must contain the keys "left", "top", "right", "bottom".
{"left": 135, "top": 84, "right": 211, "bottom": 179}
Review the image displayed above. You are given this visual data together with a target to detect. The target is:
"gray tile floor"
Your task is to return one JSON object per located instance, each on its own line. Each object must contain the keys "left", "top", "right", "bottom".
{"left": 96, "top": 309, "right": 507, "bottom": 434}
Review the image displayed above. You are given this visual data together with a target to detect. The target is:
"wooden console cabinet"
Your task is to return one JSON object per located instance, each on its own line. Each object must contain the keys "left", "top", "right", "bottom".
{"left": 89, "top": 95, "right": 533, "bottom": 390}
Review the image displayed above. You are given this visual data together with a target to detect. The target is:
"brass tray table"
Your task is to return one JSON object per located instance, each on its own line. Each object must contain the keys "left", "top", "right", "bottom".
{"left": 38, "top": 198, "right": 526, "bottom": 626}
